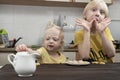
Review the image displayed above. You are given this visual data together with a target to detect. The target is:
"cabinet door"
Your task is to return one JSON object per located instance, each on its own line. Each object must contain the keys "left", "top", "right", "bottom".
{"left": 45, "top": 0, "right": 72, "bottom": 2}
{"left": 113, "top": 53, "right": 120, "bottom": 62}
{"left": 0, "top": 53, "right": 11, "bottom": 66}
{"left": 74, "top": 0, "right": 113, "bottom": 5}
{"left": 63, "top": 52, "right": 76, "bottom": 60}
{"left": 0, "top": 0, "right": 113, "bottom": 7}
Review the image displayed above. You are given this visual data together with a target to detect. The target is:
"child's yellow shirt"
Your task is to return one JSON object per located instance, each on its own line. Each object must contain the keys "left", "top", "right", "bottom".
{"left": 37, "top": 47, "right": 66, "bottom": 64}
{"left": 74, "top": 27, "right": 114, "bottom": 63}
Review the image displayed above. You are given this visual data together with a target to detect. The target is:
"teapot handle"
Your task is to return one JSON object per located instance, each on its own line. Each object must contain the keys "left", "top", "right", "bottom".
{"left": 8, "top": 54, "right": 15, "bottom": 66}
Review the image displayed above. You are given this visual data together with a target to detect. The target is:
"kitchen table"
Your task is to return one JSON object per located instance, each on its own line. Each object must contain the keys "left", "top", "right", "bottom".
{"left": 0, "top": 63, "right": 120, "bottom": 80}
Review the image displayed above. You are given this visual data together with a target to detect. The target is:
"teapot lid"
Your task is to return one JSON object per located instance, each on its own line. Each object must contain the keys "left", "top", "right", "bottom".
{"left": 16, "top": 52, "right": 29, "bottom": 56}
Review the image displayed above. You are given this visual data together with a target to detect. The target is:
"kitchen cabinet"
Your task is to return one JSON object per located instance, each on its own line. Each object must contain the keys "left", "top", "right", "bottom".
{"left": 63, "top": 52, "right": 76, "bottom": 60}
{"left": 74, "top": 0, "right": 113, "bottom": 5}
{"left": 113, "top": 53, "right": 120, "bottom": 62}
{"left": 0, "top": 53, "right": 11, "bottom": 66}
{"left": 0, "top": 0, "right": 113, "bottom": 7}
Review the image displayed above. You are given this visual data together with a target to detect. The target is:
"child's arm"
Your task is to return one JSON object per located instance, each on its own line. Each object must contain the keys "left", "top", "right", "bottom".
{"left": 75, "top": 18, "right": 93, "bottom": 59}
{"left": 99, "top": 31, "right": 115, "bottom": 58}
{"left": 95, "top": 18, "right": 115, "bottom": 58}
{"left": 15, "top": 44, "right": 33, "bottom": 52}
{"left": 16, "top": 44, "right": 41, "bottom": 58}
{"left": 77, "top": 30, "right": 90, "bottom": 59}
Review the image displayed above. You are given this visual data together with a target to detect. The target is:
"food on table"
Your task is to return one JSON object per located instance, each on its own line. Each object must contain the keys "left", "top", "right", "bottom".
{"left": 66, "top": 60, "right": 90, "bottom": 65}
{"left": 92, "top": 61, "right": 105, "bottom": 64}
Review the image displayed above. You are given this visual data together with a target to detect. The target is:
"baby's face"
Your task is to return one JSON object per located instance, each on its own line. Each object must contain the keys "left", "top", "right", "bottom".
{"left": 85, "top": 6, "right": 106, "bottom": 23}
{"left": 44, "top": 28, "right": 62, "bottom": 52}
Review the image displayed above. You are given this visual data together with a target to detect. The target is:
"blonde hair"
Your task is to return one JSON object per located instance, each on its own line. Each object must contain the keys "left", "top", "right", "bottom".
{"left": 46, "top": 24, "right": 64, "bottom": 41}
{"left": 83, "top": 0, "right": 109, "bottom": 18}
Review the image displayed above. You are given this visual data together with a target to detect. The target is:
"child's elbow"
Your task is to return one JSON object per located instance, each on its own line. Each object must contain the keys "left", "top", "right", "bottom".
{"left": 82, "top": 55, "right": 90, "bottom": 60}
{"left": 108, "top": 51, "right": 116, "bottom": 58}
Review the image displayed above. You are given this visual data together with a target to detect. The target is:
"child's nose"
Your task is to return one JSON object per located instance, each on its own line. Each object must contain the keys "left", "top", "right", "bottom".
{"left": 95, "top": 11, "right": 100, "bottom": 17}
{"left": 49, "top": 39, "right": 54, "bottom": 43}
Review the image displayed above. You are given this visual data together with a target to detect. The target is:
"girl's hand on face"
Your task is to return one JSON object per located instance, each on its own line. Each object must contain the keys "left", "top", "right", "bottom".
{"left": 76, "top": 18, "right": 93, "bottom": 32}
{"left": 95, "top": 18, "right": 111, "bottom": 33}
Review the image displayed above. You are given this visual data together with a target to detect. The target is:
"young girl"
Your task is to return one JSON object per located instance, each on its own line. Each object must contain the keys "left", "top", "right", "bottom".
{"left": 15, "top": 25, "right": 66, "bottom": 64}
{"left": 74, "top": 0, "right": 115, "bottom": 63}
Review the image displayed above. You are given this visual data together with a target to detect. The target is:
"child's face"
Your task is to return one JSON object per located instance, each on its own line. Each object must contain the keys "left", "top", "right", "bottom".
{"left": 85, "top": 6, "right": 106, "bottom": 23}
{"left": 44, "top": 28, "right": 62, "bottom": 52}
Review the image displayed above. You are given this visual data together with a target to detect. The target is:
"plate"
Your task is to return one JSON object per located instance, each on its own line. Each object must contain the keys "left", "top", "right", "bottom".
{"left": 65, "top": 60, "right": 90, "bottom": 66}
{"left": 92, "top": 61, "right": 105, "bottom": 64}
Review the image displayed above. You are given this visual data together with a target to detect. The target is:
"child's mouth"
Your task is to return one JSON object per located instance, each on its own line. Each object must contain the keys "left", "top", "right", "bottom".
{"left": 48, "top": 45, "right": 54, "bottom": 48}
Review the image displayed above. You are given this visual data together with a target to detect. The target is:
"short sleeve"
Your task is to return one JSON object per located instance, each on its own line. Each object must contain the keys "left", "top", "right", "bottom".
{"left": 105, "top": 27, "right": 114, "bottom": 41}
{"left": 74, "top": 30, "right": 84, "bottom": 47}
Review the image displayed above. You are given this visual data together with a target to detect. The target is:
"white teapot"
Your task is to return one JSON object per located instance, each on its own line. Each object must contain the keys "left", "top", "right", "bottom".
{"left": 8, "top": 52, "right": 39, "bottom": 77}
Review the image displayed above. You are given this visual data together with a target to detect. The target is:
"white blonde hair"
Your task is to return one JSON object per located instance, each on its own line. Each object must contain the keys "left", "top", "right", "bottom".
{"left": 45, "top": 25, "right": 64, "bottom": 41}
{"left": 83, "top": 0, "right": 109, "bottom": 18}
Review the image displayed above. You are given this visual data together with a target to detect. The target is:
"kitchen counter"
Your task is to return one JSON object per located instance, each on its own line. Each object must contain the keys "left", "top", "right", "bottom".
{"left": 0, "top": 47, "right": 77, "bottom": 53}
{"left": 0, "top": 47, "right": 120, "bottom": 53}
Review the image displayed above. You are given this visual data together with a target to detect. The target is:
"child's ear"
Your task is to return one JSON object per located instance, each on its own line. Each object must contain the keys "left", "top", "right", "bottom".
{"left": 83, "top": 13, "right": 87, "bottom": 20}
{"left": 61, "top": 41, "right": 64, "bottom": 46}
{"left": 83, "top": 16, "right": 87, "bottom": 20}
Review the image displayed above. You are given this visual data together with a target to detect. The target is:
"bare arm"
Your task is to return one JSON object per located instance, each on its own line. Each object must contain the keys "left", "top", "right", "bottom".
{"left": 15, "top": 44, "right": 41, "bottom": 58}
{"left": 76, "top": 18, "right": 93, "bottom": 59}
{"left": 15, "top": 44, "right": 34, "bottom": 52}
{"left": 95, "top": 18, "right": 115, "bottom": 58}
{"left": 78, "top": 30, "right": 90, "bottom": 59}
{"left": 99, "top": 32, "right": 115, "bottom": 58}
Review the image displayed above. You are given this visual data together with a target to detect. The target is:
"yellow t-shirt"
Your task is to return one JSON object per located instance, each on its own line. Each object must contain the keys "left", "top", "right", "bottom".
{"left": 36, "top": 47, "right": 66, "bottom": 64}
{"left": 74, "top": 27, "right": 114, "bottom": 63}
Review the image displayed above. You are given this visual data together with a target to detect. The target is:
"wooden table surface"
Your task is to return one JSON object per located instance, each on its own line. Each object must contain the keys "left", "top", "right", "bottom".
{"left": 0, "top": 63, "right": 120, "bottom": 80}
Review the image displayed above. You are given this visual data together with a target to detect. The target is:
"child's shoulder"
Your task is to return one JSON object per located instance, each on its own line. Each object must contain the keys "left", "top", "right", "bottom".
{"left": 75, "top": 29, "right": 84, "bottom": 35}
{"left": 37, "top": 47, "right": 47, "bottom": 53}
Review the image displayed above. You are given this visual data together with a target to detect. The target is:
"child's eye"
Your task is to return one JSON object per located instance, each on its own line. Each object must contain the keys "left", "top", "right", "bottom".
{"left": 46, "top": 38, "right": 50, "bottom": 40}
{"left": 100, "top": 10, "right": 105, "bottom": 15}
{"left": 53, "top": 38, "right": 59, "bottom": 41}
{"left": 92, "top": 8, "right": 97, "bottom": 12}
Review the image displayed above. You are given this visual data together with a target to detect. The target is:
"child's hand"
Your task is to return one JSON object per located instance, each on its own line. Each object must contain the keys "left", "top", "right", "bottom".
{"left": 15, "top": 44, "right": 33, "bottom": 52}
{"left": 95, "top": 18, "right": 111, "bottom": 33}
{"left": 76, "top": 18, "right": 93, "bottom": 32}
